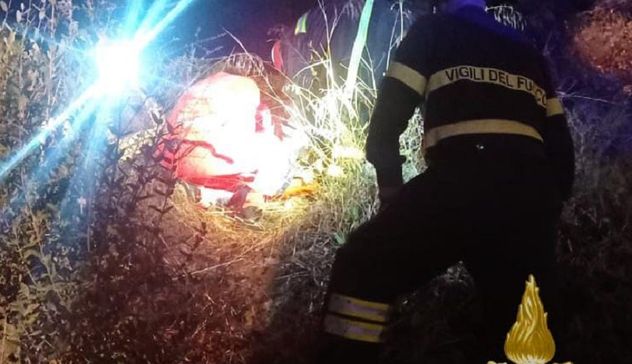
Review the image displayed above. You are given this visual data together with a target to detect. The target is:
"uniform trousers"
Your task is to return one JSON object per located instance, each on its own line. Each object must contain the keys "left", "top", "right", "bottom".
{"left": 319, "top": 150, "right": 564, "bottom": 363}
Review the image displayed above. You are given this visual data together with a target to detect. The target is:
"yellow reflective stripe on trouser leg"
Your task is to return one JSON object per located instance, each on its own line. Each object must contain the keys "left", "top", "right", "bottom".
{"left": 546, "top": 97, "right": 565, "bottom": 117}
{"left": 323, "top": 314, "right": 385, "bottom": 343}
{"left": 328, "top": 294, "right": 390, "bottom": 323}
{"left": 385, "top": 62, "right": 427, "bottom": 96}
{"left": 424, "top": 119, "right": 544, "bottom": 150}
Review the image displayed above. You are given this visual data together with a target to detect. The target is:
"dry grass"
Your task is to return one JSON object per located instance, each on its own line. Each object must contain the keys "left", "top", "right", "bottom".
{"left": 84, "top": 15, "right": 427, "bottom": 358}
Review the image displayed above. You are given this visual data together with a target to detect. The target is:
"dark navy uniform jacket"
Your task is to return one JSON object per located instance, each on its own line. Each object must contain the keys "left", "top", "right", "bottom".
{"left": 365, "top": 5, "right": 575, "bottom": 200}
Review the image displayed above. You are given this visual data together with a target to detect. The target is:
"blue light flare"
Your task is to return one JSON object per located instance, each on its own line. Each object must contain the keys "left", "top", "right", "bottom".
{"left": 0, "top": 0, "right": 197, "bottom": 182}
{"left": 136, "top": 0, "right": 197, "bottom": 48}
{"left": 0, "top": 86, "right": 98, "bottom": 181}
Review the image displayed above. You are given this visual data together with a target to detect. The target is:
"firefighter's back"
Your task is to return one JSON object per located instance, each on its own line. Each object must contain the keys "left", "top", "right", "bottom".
{"left": 402, "top": 7, "right": 553, "bottom": 167}
{"left": 413, "top": 10, "right": 567, "bottom": 359}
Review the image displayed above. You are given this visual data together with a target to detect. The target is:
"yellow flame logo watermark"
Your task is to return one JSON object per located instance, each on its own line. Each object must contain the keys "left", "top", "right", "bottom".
{"left": 488, "top": 275, "right": 572, "bottom": 364}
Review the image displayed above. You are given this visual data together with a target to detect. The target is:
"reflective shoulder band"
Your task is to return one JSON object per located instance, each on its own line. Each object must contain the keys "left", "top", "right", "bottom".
{"left": 328, "top": 293, "right": 390, "bottom": 323}
{"left": 424, "top": 119, "right": 544, "bottom": 150}
{"left": 323, "top": 314, "right": 385, "bottom": 343}
{"left": 386, "top": 62, "right": 428, "bottom": 97}
{"left": 546, "top": 97, "right": 565, "bottom": 117}
{"left": 426, "top": 66, "right": 548, "bottom": 108}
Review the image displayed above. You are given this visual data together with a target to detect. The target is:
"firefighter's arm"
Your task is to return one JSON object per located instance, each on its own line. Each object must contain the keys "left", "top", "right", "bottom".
{"left": 541, "top": 64, "right": 575, "bottom": 201}
{"left": 366, "top": 77, "right": 422, "bottom": 188}
{"left": 365, "top": 21, "right": 430, "bottom": 196}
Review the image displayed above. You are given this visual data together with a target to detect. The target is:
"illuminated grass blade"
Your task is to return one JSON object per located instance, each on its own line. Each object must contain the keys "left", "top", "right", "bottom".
{"left": 344, "top": 0, "right": 374, "bottom": 96}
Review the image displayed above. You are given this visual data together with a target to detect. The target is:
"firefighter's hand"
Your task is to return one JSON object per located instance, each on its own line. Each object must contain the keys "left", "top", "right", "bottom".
{"left": 378, "top": 186, "right": 401, "bottom": 210}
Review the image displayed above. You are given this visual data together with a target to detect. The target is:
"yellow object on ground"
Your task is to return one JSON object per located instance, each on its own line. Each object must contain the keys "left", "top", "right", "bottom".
{"left": 281, "top": 178, "right": 319, "bottom": 199}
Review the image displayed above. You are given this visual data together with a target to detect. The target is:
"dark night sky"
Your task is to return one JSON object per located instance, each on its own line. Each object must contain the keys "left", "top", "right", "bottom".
{"left": 5, "top": 0, "right": 316, "bottom": 57}
{"left": 162, "top": 0, "right": 317, "bottom": 57}
{"left": 168, "top": 0, "right": 598, "bottom": 57}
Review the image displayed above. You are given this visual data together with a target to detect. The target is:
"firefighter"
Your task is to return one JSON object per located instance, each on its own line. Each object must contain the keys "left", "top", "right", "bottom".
{"left": 318, "top": 0, "right": 575, "bottom": 362}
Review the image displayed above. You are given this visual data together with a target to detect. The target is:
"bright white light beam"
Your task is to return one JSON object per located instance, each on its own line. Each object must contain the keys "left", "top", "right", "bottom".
{"left": 136, "top": 0, "right": 197, "bottom": 47}
{"left": 92, "top": 0, "right": 197, "bottom": 95}
{"left": 93, "top": 39, "right": 142, "bottom": 95}
{"left": 0, "top": 0, "right": 198, "bottom": 180}
{"left": 0, "top": 86, "right": 98, "bottom": 181}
